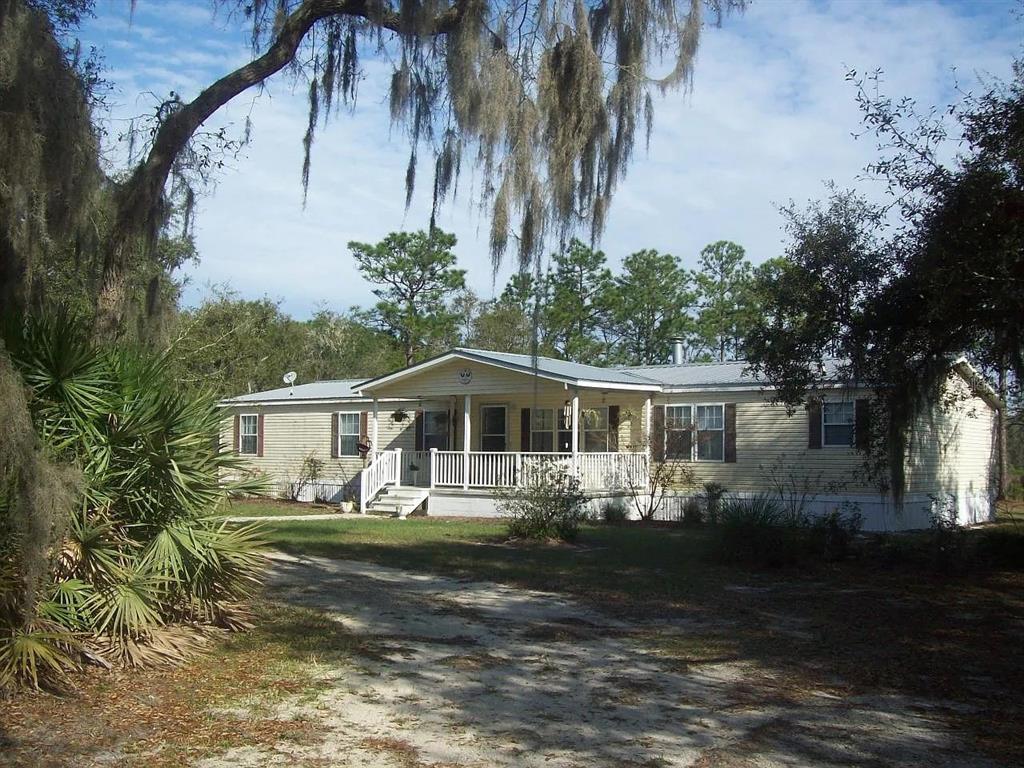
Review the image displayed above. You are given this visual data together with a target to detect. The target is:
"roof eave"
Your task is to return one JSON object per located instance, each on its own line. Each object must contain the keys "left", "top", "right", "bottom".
{"left": 356, "top": 349, "right": 658, "bottom": 393}
{"left": 951, "top": 358, "right": 1002, "bottom": 411}
{"left": 217, "top": 396, "right": 412, "bottom": 407}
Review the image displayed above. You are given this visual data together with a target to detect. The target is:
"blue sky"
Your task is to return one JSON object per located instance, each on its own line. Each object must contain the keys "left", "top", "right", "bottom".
{"left": 79, "top": 0, "right": 1021, "bottom": 318}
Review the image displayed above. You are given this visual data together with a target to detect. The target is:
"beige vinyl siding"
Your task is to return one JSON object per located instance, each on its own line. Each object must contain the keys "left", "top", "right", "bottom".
{"left": 221, "top": 364, "right": 995, "bottom": 506}
{"left": 220, "top": 401, "right": 418, "bottom": 488}
{"left": 903, "top": 373, "right": 996, "bottom": 497}
{"left": 369, "top": 358, "right": 578, "bottom": 398}
{"left": 655, "top": 390, "right": 880, "bottom": 494}
{"left": 365, "top": 358, "right": 648, "bottom": 452}
{"left": 467, "top": 392, "right": 646, "bottom": 453}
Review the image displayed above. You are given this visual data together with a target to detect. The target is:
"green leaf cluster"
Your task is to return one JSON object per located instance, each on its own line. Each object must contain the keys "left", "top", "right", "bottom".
{"left": 0, "top": 313, "right": 267, "bottom": 690}
{"left": 348, "top": 229, "right": 468, "bottom": 366}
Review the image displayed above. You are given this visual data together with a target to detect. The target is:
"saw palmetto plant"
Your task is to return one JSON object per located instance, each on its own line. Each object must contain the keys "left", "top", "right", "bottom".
{"left": 0, "top": 314, "right": 267, "bottom": 690}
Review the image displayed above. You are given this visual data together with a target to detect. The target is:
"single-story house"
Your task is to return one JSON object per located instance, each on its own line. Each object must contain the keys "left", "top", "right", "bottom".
{"left": 219, "top": 347, "right": 998, "bottom": 531}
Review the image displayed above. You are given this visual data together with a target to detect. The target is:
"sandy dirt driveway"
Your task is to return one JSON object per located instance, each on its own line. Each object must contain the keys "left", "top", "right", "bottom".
{"left": 201, "top": 552, "right": 995, "bottom": 768}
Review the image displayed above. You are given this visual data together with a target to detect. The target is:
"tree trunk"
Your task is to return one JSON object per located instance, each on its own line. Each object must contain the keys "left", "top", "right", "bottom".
{"left": 92, "top": 0, "right": 464, "bottom": 337}
{"left": 997, "top": 363, "right": 1009, "bottom": 500}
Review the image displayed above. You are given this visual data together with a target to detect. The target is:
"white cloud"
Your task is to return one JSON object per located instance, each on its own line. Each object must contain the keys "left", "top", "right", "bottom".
{"left": 79, "top": 0, "right": 1020, "bottom": 317}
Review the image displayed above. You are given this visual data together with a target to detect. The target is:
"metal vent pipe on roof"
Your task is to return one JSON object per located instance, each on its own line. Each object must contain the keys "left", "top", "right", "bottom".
{"left": 671, "top": 338, "right": 684, "bottom": 365}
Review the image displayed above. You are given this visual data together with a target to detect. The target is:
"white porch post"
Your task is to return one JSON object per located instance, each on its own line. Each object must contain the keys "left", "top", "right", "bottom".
{"left": 571, "top": 392, "right": 580, "bottom": 474}
{"left": 643, "top": 396, "right": 652, "bottom": 466}
{"left": 463, "top": 394, "right": 471, "bottom": 490}
{"left": 371, "top": 398, "right": 379, "bottom": 454}
{"left": 394, "top": 447, "right": 402, "bottom": 487}
{"left": 429, "top": 448, "right": 438, "bottom": 488}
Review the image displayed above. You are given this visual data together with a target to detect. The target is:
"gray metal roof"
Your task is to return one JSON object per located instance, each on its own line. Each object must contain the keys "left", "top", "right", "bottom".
{"left": 220, "top": 352, "right": 850, "bottom": 404}
{"left": 221, "top": 379, "right": 365, "bottom": 404}
{"left": 451, "top": 348, "right": 661, "bottom": 386}
{"left": 621, "top": 358, "right": 847, "bottom": 389}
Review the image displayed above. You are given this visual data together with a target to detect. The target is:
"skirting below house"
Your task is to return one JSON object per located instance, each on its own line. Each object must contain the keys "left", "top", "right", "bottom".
{"left": 423, "top": 488, "right": 995, "bottom": 532}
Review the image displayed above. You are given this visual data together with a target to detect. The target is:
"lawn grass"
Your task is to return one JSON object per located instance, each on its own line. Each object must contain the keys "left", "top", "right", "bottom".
{"left": 11, "top": 505, "right": 1022, "bottom": 765}
{"left": 260, "top": 515, "right": 726, "bottom": 610}
{"left": 227, "top": 498, "right": 347, "bottom": 517}
{"left": 3, "top": 601, "right": 370, "bottom": 767}
{"left": 995, "top": 497, "right": 1024, "bottom": 526}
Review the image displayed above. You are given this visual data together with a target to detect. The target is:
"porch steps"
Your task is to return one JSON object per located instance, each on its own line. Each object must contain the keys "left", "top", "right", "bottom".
{"left": 367, "top": 486, "right": 429, "bottom": 519}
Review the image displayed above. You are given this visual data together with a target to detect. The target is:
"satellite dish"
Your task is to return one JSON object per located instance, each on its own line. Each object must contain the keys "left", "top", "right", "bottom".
{"left": 283, "top": 371, "right": 297, "bottom": 385}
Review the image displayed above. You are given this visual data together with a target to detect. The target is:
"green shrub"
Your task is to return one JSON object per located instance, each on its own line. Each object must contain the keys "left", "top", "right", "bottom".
{"left": 702, "top": 482, "right": 727, "bottom": 524}
{"left": 713, "top": 496, "right": 863, "bottom": 568}
{"left": 973, "top": 528, "right": 1024, "bottom": 570}
{"left": 719, "top": 494, "right": 784, "bottom": 527}
{"left": 601, "top": 497, "right": 629, "bottom": 525}
{"left": 497, "top": 468, "right": 589, "bottom": 542}
{"left": 929, "top": 496, "right": 969, "bottom": 574}
{"left": 808, "top": 508, "right": 864, "bottom": 562}
{"left": 714, "top": 495, "right": 797, "bottom": 567}
{"left": 1, "top": 314, "right": 268, "bottom": 691}
{"left": 681, "top": 496, "right": 703, "bottom": 526}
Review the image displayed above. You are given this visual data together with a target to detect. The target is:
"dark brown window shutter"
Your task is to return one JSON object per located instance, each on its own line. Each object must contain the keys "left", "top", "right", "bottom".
{"left": 808, "top": 400, "right": 822, "bottom": 449}
{"left": 520, "top": 408, "right": 531, "bottom": 452}
{"left": 855, "top": 398, "right": 871, "bottom": 451}
{"left": 330, "top": 413, "right": 339, "bottom": 458}
{"left": 256, "top": 414, "right": 265, "bottom": 457}
{"left": 232, "top": 414, "right": 240, "bottom": 453}
{"left": 724, "top": 403, "right": 737, "bottom": 462}
{"left": 359, "top": 411, "right": 369, "bottom": 441}
{"left": 651, "top": 405, "right": 665, "bottom": 462}
{"left": 608, "top": 405, "right": 620, "bottom": 451}
{"left": 414, "top": 409, "right": 424, "bottom": 451}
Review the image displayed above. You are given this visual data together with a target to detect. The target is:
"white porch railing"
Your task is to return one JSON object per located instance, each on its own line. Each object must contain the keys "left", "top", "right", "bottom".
{"left": 399, "top": 450, "right": 432, "bottom": 486}
{"left": 427, "top": 450, "right": 647, "bottom": 491}
{"left": 431, "top": 450, "right": 465, "bottom": 487}
{"left": 578, "top": 452, "right": 649, "bottom": 490}
{"left": 359, "top": 449, "right": 401, "bottom": 514}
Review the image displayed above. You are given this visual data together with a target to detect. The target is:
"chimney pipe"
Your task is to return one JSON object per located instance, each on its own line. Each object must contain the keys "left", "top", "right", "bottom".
{"left": 671, "top": 338, "right": 684, "bottom": 365}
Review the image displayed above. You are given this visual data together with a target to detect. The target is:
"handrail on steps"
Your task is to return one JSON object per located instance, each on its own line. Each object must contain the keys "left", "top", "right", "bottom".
{"left": 359, "top": 449, "right": 401, "bottom": 514}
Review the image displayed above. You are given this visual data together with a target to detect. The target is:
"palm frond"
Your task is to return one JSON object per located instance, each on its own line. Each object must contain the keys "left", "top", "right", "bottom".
{"left": 37, "top": 579, "right": 93, "bottom": 629}
{"left": 86, "top": 568, "right": 165, "bottom": 638}
{"left": 0, "top": 621, "right": 80, "bottom": 691}
{"left": 4, "top": 312, "right": 269, "bottom": 679}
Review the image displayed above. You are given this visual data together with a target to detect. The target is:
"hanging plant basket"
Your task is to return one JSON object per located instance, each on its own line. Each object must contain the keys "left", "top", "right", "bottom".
{"left": 391, "top": 408, "right": 409, "bottom": 423}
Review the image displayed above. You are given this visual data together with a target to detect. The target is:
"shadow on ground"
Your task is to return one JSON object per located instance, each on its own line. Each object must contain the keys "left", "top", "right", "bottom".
{"left": 196, "top": 550, "right": 1021, "bottom": 768}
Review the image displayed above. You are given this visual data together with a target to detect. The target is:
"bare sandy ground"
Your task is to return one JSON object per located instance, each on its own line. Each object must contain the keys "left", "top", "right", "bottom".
{"left": 199, "top": 552, "right": 995, "bottom": 768}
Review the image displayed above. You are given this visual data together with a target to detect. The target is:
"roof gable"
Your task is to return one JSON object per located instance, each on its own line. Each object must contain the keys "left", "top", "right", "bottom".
{"left": 356, "top": 348, "right": 662, "bottom": 392}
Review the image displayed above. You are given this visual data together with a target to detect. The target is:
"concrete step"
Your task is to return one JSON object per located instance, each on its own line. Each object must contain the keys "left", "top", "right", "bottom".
{"left": 369, "top": 487, "right": 429, "bottom": 519}
{"left": 381, "top": 488, "right": 428, "bottom": 500}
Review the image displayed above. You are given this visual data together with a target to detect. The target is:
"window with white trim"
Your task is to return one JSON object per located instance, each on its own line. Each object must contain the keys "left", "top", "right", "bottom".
{"left": 665, "top": 405, "right": 693, "bottom": 459}
{"left": 239, "top": 414, "right": 258, "bottom": 455}
{"left": 695, "top": 405, "right": 725, "bottom": 461}
{"left": 531, "top": 408, "right": 555, "bottom": 452}
{"left": 582, "top": 406, "right": 610, "bottom": 452}
{"left": 822, "top": 401, "right": 855, "bottom": 447}
{"left": 664, "top": 404, "right": 725, "bottom": 461}
{"left": 423, "top": 410, "right": 449, "bottom": 451}
{"left": 337, "top": 412, "right": 360, "bottom": 456}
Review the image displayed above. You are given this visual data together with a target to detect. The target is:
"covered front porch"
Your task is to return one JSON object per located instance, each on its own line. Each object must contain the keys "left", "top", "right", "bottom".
{"left": 361, "top": 448, "right": 649, "bottom": 510}
{"left": 354, "top": 349, "right": 660, "bottom": 514}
